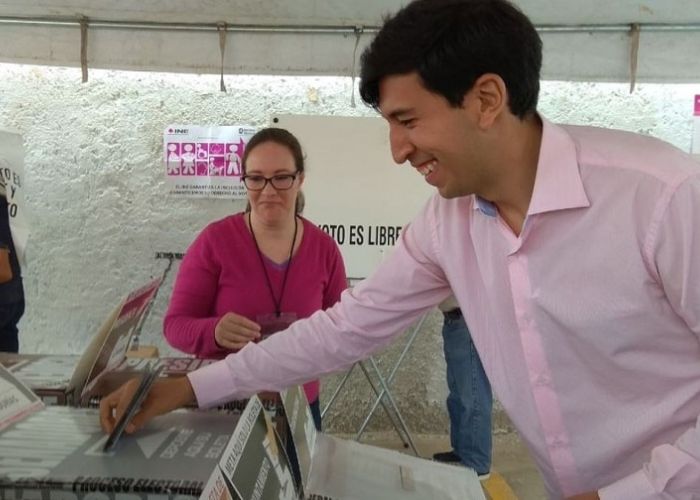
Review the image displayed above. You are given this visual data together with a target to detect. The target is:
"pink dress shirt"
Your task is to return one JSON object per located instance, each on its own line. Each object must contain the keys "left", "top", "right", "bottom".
{"left": 189, "top": 119, "right": 700, "bottom": 499}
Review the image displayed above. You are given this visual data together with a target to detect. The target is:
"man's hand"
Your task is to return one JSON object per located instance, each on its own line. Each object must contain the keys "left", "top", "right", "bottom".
{"left": 566, "top": 492, "right": 600, "bottom": 500}
{"left": 99, "top": 376, "right": 196, "bottom": 434}
{"left": 214, "top": 312, "right": 261, "bottom": 350}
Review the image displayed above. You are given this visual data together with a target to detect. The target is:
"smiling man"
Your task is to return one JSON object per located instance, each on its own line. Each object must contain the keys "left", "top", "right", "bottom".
{"left": 101, "top": 1, "right": 700, "bottom": 498}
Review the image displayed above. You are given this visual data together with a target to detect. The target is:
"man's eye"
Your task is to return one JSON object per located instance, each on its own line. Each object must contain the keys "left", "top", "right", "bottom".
{"left": 399, "top": 118, "right": 415, "bottom": 127}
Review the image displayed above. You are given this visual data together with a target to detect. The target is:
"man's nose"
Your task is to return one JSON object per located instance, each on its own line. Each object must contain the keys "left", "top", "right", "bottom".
{"left": 389, "top": 125, "right": 414, "bottom": 164}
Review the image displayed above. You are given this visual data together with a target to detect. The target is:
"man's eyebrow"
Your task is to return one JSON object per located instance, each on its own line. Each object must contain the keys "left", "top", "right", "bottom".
{"left": 383, "top": 107, "right": 413, "bottom": 121}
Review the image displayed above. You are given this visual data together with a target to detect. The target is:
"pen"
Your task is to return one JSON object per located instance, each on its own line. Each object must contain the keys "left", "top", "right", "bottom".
{"left": 103, "top": 363, "right": 164, "bottom": 453}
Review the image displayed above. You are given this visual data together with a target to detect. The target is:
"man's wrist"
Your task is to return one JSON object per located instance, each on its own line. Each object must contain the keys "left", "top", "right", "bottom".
{"left": 177, "top": 376, "right": 197, "bottom": 407}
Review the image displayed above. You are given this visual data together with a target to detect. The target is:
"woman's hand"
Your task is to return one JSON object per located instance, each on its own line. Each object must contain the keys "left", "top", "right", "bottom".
{"left": 214, "top": 312, "right": 261, "bottom": 350}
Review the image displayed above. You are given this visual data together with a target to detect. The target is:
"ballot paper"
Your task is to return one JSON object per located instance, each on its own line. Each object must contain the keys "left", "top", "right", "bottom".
{"left": 280, "top": 385, "right": 486, "bottom": 500}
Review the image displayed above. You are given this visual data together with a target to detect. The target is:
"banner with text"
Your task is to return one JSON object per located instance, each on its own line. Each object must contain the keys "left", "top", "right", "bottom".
{"left": 272, "top": 115, "right": 434, "bottom": 279}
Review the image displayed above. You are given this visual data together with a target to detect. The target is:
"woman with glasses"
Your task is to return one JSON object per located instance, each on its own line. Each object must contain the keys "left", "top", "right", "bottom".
{"left": 163, "top": 127, "right": 347, "bottom": 429}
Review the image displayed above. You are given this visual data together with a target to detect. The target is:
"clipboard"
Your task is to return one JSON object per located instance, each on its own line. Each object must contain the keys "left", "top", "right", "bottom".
{"left": 103, "top": 363, "right": 164, "bottom": 453}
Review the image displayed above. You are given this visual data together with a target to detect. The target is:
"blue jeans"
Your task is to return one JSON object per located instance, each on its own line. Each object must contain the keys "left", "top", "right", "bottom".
{"left": 442, "top": 310, "right": 492, "bottom": 475}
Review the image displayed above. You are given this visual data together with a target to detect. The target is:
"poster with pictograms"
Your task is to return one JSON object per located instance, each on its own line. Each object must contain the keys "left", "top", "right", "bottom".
{"left": 164, "top": 125, "right": 256, "bottom": 199}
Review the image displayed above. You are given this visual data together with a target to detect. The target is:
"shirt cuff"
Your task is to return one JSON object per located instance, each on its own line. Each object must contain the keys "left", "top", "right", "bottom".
{"left": 187, "top": 358, "right": 237, "bottom": 409}
{"left": 598, "top": 469, "right": 656, "bottom": 500}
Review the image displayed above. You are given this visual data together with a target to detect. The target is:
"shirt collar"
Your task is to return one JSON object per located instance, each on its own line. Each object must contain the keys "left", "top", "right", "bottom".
{"left": 473, "top": 116, "right": 590, "bottom": 217}
{"left": 527, "top": 117, "right": 590, "bottom": 215}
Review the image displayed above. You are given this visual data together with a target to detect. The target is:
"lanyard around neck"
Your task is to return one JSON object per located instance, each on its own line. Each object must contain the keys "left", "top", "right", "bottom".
{"left": 248, "top": 211, "right": 298, "bottom": 318}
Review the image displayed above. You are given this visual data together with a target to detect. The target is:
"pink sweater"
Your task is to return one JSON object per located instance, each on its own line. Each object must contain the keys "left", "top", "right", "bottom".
{"left": 164, "top": 212, "right": 347, "bottom": 402}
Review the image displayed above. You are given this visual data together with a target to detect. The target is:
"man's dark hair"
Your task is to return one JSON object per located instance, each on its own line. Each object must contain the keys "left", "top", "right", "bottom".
{"left": 359, "top": 0, "right": 542, "bottom": 119}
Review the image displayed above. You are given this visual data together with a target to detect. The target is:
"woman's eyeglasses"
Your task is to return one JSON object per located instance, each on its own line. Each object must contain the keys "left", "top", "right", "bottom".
{"left": 241, "top": 173, "right": 298, "bottom": 191}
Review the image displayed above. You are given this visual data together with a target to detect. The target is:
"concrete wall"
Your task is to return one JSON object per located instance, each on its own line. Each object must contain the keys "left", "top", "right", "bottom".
{"left": 0, "top": 63, "right": 697, "bottom": 433}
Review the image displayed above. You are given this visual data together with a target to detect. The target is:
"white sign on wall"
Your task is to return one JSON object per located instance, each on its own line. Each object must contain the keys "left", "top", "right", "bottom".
{"left": 272, "top": 115, "right": 434, "bottom": 279}
{"left": 692, "top": 95, "right": 700, "bottom": 159}
{"left": 0, "top": 130, "right": 28, "bottom": 266}
{"left": 163, "top": 125, "right": 256, "bottom": 198}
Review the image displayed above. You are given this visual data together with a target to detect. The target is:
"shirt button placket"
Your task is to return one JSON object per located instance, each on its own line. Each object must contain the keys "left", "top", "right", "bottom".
{"left": 508, "top": 250, "right": 580, "bottom": 494}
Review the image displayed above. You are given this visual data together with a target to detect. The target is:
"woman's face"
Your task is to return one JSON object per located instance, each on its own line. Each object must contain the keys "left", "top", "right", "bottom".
{"left": 245, "top": 141, "right": 303, "bottom": 225}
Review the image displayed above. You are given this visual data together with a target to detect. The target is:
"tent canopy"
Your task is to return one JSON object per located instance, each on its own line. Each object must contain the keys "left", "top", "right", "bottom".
{"left": 1, "top": 0, "right": 699, "bottom": 82}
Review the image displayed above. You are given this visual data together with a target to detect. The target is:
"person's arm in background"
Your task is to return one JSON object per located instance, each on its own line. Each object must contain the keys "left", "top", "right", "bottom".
{"left": 163, "top": 227, "right": 223, "bottom": 357}
{"left": 0, "top": 245, "right": 11, "bottom": 284}
{"left": 163, "top": 226, "right": 258, "bottom": 358}
{"left": 596, "top": 174, "right": 700, "bottom": 499}
{"left": 0, "top": 193, "right": 13, "bottom": 284}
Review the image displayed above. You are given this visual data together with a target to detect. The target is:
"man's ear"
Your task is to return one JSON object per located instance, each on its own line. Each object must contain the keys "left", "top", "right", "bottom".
{"left": 462, "top": 73, "right": 507, "bottom": 129}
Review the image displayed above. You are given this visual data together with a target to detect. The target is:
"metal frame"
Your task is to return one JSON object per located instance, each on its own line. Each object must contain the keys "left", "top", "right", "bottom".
{"left": 2, "top": 16, "right": 700, "bottom": 34}
{"left": 322, "top": 314, "right": 427, "bottom": 456}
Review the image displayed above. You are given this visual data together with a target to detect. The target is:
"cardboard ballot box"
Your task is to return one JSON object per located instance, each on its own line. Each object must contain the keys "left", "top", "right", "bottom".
{"left": 0, "top": 353, "right": 80, "bottom": 405}
{"left": 198, "top": 385, "right": 486, "bottom": 500}
{"left": 199, "top": 395, "right": 298, "bottom": 500}
{"left": 0, "top": 279, "right": 160, "bottom": 406}
{"left": 1, "top": 358, "right": 485, "bottom": 500}
{"left": 0, "top": 364, "right": 245, "bottom": 500}
{"left": 1, "top": 360, "right": 298, "bottom": 500}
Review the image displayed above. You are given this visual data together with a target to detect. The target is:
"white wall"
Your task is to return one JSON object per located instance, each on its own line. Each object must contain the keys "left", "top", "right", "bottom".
{"left": 0, "top": 63, "right": 697, "bottom": 432}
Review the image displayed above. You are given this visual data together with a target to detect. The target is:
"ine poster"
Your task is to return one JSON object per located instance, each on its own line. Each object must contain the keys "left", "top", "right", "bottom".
{"left": 164, "top": 125, "right": 256, "bottom": 199}
{"left": 0, "top": 130, "right": 28, "bottom": 266}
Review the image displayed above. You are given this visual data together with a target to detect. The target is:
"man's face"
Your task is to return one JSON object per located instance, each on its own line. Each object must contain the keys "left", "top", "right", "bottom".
{"left": 378, "top": 72, "right": 487, "bottom": 199}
